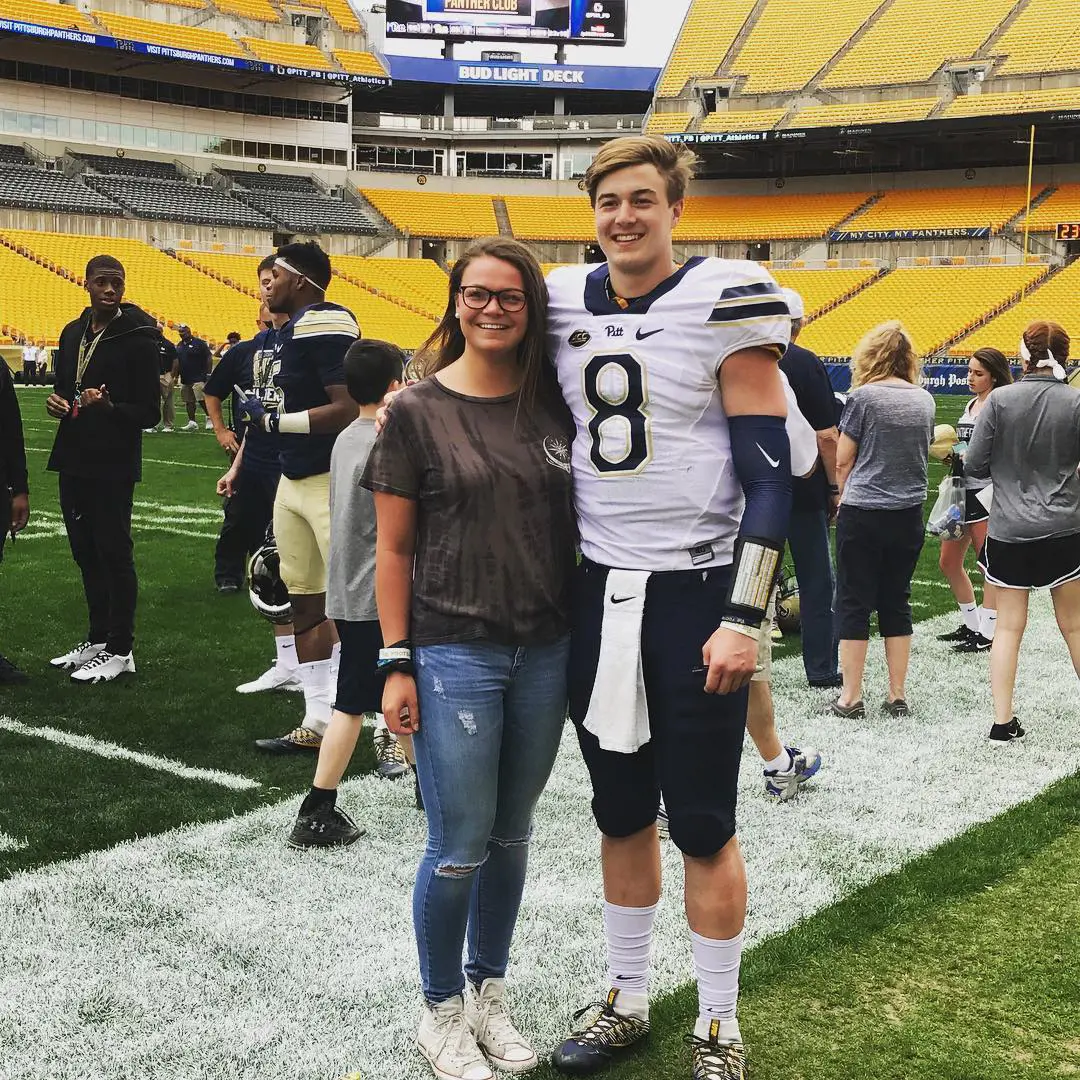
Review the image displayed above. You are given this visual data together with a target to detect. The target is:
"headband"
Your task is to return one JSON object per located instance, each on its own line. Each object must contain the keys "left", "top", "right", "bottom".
{"left": 1019, "top": 336, "right": 1065, "bottom": 381}
{"left": 275, "top": 257, "right": 325, "bottom": 294}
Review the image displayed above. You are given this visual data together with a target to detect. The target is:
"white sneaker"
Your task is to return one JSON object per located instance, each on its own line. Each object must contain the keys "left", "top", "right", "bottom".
{"left": 183, "top": 420, "right": 198, "bottom": 431}
{"left": 465, "top": 979, "right": 537, "bottom": 1073}
{"left": 70, "top": 650, "right": 135, "bottom": 683}
{"left": 143, "top": 427, "right": 156, "bottom": 433}
{"left": 162, "top": 426, "right": 173, "bottom": 433}
{"left": 204, "top": 418, "right": 214, "bottom": 430}
{"left": 764, "top": 745, "right": 823, "bottom": 802}
{"left": 50, "top": 641, "right": 106, "bottom": 670}
{"left": 418, "top": 996, "right": 494, "bottom": 1080}
{"left": 236, "top": 663, "right": 302, "bottom": 694}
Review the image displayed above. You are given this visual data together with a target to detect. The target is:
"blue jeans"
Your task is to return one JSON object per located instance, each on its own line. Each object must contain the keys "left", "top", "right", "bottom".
{"left": 788, "top": 507, "right": 839, "bottom": 682}
{"left": 412, "top": 637, "right": 570, "bottom": 1004}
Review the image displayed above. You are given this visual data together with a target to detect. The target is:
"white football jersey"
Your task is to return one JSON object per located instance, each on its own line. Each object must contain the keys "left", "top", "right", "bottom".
{"left": 546, "top": 257, "right": 791, "bottom": 570}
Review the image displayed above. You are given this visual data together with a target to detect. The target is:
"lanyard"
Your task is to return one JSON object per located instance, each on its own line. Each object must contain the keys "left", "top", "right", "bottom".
{"left": 75, "top": 309, "right": 120, "bottom": 393}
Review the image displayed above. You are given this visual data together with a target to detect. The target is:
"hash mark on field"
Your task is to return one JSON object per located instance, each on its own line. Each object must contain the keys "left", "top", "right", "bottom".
{"left": 0, "top": 718, "right": 260, "bottom": 791}
{"left": 22, "top": 447, "right": 220, "bottom": 470}
{"left": 0, "top": 831, "right": 27, "bottom": 854}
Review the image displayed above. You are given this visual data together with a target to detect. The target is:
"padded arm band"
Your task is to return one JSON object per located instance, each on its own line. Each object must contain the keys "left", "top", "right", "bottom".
{"left": 723, "top": 414, "right": 793, "bottom": 627}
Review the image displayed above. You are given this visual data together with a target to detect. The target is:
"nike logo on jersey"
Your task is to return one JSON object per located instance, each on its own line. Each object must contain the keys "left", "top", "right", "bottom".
{"left": 635, "top": 328, "right": 663, "bottom": 340}
{"left": 756, "top": 443, "right": 780, "bottom": 468}
{"left": 610, "top": 595, "right": 635, "bottom": 604}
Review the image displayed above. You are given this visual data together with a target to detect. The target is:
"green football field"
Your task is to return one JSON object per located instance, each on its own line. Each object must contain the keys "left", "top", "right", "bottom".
{"left": 2, "top": 390, "right": 1077, "bottom": 1080}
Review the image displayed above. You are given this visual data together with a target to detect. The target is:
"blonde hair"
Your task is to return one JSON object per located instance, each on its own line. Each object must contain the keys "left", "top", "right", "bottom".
{"left": 851, "top": 321, "right": 921, "bottom": 388}
{"left": 584, "top": 135, "right": 698, "bottom": 207}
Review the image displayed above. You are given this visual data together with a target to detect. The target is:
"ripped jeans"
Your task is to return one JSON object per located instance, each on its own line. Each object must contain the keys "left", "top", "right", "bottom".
{"left": 412, "top": 637, "right": 570, "bottom": 1004}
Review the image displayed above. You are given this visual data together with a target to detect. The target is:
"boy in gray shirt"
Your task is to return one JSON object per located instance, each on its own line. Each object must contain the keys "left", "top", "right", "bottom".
{"left": 288, "top": 339, "right": 406, "bottom": 849}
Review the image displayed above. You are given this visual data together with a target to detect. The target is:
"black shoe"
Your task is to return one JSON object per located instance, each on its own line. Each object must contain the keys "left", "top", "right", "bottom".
{"left": 881, "top": 698, "right": 910, "bottom": 717}
{"left": 685, "top": 1027, "right": 749, "bottom": 1080}
{"left": 953, "top": 633, "right": 992, "bottom": 653}
{"left": 938, "top": 625, "right": 975, "bottom": 643}
{"left": 989, "top": 717, "right": 1025, "bottom": 742}
{"left": 828, "top": 696, "right": 866, "bottom": 719}
{"left": 550, "top": 990, "right": 650, "bottom": 1075}
{"left": 808, "top": 673, "right": 843, "bottom": 689}
{"left": 287, "top": 804, "right": 365, "bottom": 848}
{"left": 0, "top": 653, "right": 29, "bottom": 684}
{"left": 216, "top": 581, "right": 241, "bottom": 595}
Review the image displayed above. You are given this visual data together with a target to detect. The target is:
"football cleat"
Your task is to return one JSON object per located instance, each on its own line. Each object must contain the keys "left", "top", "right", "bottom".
{"left": 465, "top": 977, "right": 538, "bottom": 1073}
{"left": 989, "top": 717, "right": 1025, "bottom": 742}
{"left": 953, "top": 633, "right": 992, "bottom": 653}
{"left": 656, "top": 802, "right": 669, "bottom": 840}
{"left": 685, "top": 1026, "right": 748, "bottom": 1080}
{"left": 254, "top": 726, "right": 323, "bottom": 754}
{"left": 373, "top": 727, "right": 410, "bottom": 779}
{"left": 0, "top": 653, "right": 29, "bottom": 684}
{"left": 764, "top": 745, "right": 822, "bottom": 802}
{"left": 287, "top": 804, "right": 365, "bottom": 849}
{"left": 183, "top": 420, "right": 198, "bottom": 431}
{"left": 50, "top": 641, "right": 106, "bottom": 671}
{"left": 418, "top": 995, "right": 494, "bottom": 1080}
{"left": 204, "top": 418, "right": 214, "bottom": 430}
{"left": 937, "top": 625, "right": 974, "bottom": 643}
{"left": 550, "top": 989, "right": 650, "bottom": 1075}
{"left": 236, "top": 663, "right": 302, "bottom": 694}
{"left": 70, "top": 651, "right": 135, "bottom": 683}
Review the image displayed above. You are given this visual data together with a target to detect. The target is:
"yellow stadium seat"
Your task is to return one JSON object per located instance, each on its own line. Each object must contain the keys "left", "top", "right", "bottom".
{"left": 772, "top": 267, "right": 881, "bottom": 319}
{"left": 0, "top": 0, "right": 95, "bottom": 30}
{"left": 656, "top": 0, "right": 758, "bottom": 96}
{"left": 644, "top": 112, "right": 693, "bottom": 135}
{"left": 799, "top": 265, "right": 1048, "bottom": 357}
{"left": 505, "top": 197, "right": 596, "bottom": 242}
{"left": 215, "top": 0, "right": 279, "bottom": 21}
{"left": 794, "top": 98, "right": 938, "bottom": 127}
{"left": 675, "top": 192, "right": 871, "bottom": 242}
{"left": 1022, "top": 184, "right": 1080, "bottom": 232}
{"left": 362, "top": 190, "right": 499, "bottom": 239}
{"left": 91, "top": 10, "right": 246, "bottom": 56}
{"left": 241, "top": 38, "right": 336, "bottom": 70}
{"left": 292, "top": 0, "right": 361, "bottom": 31}
{"left": 848, "top": 185, "right": 1033, "bottom": 232}
{"left": 0, "top": 239, "right": 92, "bottom": 344}
{"left": 995, "top": 0, "right": 1080, "bottom": 75}
{"left": 700, "top": 109, "right": 787, "bottom": 133}
{"left": 824, "top": 0, "right": 1016, "bottom": 88}
{"left": 943, "top": 86, "right": 1080, "bottom": 119}
{"left": 333, "top": 256, "right": 448, "bottom": 320}
{"left": 333, "top": 50, "right": 388, "bottom": 76}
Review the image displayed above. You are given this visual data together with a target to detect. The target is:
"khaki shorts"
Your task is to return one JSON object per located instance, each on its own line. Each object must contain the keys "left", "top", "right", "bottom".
{"left": 273, "top": 473, "right": 331, "bottom": 595}
{"left": 751, "top": 587, "right": 777, "bottom": 684}
{"left": 180, "top": 381, "right": 205, "bottom": 405}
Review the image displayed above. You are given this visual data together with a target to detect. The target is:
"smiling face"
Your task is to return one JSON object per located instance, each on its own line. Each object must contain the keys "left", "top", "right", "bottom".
{"left": 593, "top": 162, "right": 683, "bottom": 285}
{"left": 454, "top": 255, "right": 529, "bottom": 360}
{"left": 968, "top": 358, "right": 993, "bottom": 397}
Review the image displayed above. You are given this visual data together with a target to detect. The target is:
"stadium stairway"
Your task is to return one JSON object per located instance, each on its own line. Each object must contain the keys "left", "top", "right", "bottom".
{"left": 791, "top": 263, "right": 890, "bottom": 320}
{"left": 717, "top": 0, "right": 772, "bottom": 76}
{"left": 978, "top": 0, "right": 1035, "bottom": 57}
{"left": 999, "top": 184, "right": 1058, "bottom": 232}
{"left": 493, "top": 199, "right": 514, "bottom": 238}
{"left": 803, "top": 0, "right": 894, "bottom": 91}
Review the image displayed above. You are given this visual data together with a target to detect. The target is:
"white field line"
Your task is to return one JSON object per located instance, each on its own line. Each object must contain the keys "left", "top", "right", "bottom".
{"left": 1, "top": 597, "right": 1078, "bottom": 1080}
{"left": 22, "top": 445, "right": 221, "bottom": 470}
{"left": 0, "top": 718, "right": 260, "bottom": 792}
{"left": 0, "top": 832, "right": 27, "bottom": 854}
{"left": 16, "top": 506, "right": 220, "bottom": 543}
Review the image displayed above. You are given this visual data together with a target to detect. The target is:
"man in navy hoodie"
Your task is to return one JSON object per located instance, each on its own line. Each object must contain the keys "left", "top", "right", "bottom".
{"left": 45, "top": 255, "right": 161, "bottom": 684}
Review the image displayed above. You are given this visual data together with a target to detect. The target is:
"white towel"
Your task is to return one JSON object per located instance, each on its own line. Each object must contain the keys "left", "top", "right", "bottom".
{"left": 583, "top": 569, "right": 652, "bottom": 754}
{"left": 975, "top": 483, "right": 993, "bottom": 512}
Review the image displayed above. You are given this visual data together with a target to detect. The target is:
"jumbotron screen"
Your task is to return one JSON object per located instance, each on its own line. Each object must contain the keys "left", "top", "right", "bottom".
{"left": 385, "top": 0, "right": 627, "bottom": 45}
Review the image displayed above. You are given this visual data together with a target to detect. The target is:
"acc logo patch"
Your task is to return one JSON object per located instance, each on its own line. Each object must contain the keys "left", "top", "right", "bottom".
{"left": 568, "top": 329, "right": 591, "bottom": 349}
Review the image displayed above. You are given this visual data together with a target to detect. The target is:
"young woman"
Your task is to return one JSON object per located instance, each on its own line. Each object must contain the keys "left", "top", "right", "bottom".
{"left": 936, "top": 348, "right": 1013, "bottom": 652}
{"left": 363, "top": 237, "right": 576, "bottom": 1080}
{"left": 966, "top": 321, "right": 1080, "bottom": 741}
{"left": 831, "top": 321, "right": 936, "bottom": 718}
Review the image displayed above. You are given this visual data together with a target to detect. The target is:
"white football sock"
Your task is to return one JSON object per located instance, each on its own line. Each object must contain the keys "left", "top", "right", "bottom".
{"left": 298, "top": 659, "right": 332, "bottom": 736}
{"left": 980, "top": 608, "right": 997, "bottom": 641}
{"left": 274, "top": 633, "right": 298, "bottom": 674}
{"left": 691, "top": 928, "right": 743, "bottom": 1042}
{"left": 763, "top": 747, "right": 791, "bottom": 773}
{"left": 605, "top": 901, "right": 656, "bottom": 1000}
{"left": 959, "top": 601, "right": 979, "bottom": 633}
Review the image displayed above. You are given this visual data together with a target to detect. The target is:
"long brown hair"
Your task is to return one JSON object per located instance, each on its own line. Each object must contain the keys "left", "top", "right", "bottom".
{"left": 970, "top": 347, "right": 1012, "bottom": 389}
{"left": 1021, "top": 320, "right": 1070, "bottom": 373}
{"left": 415, "top": 237, "right": 551, "bottom": 409}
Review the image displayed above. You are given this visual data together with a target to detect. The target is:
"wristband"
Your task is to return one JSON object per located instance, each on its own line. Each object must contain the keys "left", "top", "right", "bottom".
{"left": 719, "top": 619, "right": 763, "bottom": 642}
{"left": 723, "top": 536, "right": 782, "bottom": 625}
{"left": 377, "top": 640, "right": 414, "bottom": 676}
{"left": 267, "top": 411, "right": 310, "bottom": 435}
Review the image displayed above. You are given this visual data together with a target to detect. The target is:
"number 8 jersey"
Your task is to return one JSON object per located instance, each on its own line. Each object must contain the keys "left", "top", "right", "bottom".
{"left": 546, "top": 257, "right": 791, "bottom": 571}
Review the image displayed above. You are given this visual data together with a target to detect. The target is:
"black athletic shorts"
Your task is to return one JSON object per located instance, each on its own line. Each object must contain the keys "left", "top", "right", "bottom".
{"left": 333, "top": 618, "right": 383, "bottom": 715}
{"left": 568, "top": 558, "right": 747, "bottom": 859}
{"left": 964, "top": 489, "right": 989, "bottom": 525}
{"left": 979, "top": 533, "right": 1080, "bottom": 590}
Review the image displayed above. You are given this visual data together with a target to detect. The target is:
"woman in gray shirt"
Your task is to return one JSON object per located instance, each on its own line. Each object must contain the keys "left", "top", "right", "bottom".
{"left": 831, "top": 321, "right": 936, "bottom": 719}
{"left": 965, "top": 320, "right": 1080, "bottom": 742}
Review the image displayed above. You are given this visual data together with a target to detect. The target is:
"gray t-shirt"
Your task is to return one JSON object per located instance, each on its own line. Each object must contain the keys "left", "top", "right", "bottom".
{"left": 964, "top": 375, "right": 1080, "bottom": 542}
{"left": 839, "top": 382, "right": 936, "bottom": 510}
{"left": 325, "top": 416, "right": 378, "bottom": 623}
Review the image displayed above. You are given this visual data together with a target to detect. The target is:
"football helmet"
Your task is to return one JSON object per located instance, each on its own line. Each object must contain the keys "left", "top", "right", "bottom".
{"left": 248, "top": 541, "right": 292, "bottom": 624}
{"left": 776, "top": 568, "right": 801, "bottom": 636}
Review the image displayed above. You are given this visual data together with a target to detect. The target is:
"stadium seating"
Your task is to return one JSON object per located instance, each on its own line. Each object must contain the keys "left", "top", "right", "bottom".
{"left": 994, "top": 0, "right": 1080, "bottom": 75}
{"left": 91, "top": 11, "right": 246, "bottom": 56}
{"left": 943, "top": 87, "right": 1080, "bottom": 119}
{"left": 82, "top": 176, "right": 271, "bottom": 228}
{"left": 333, "top": 256, "right": 448, "bottom": 319}
{"left": 656, "top": 0, "right": 758, "bottom": 96}
{"left": 798, "top": 264, "right": 1048, "bottom": 357}
{"left": 727, "top": 0, "right": 882, "bottom": 95}
{"left": 793, "top": 98, "right": 938, "bottom": 127}
{"left": 0, "top": 240, "right": 92, "bottom": 345}
{"left": 223, "top": 172, "right": 379, "bottom": 234}
{"left": 771, "top": 267, "right": 882, "bottom": 318}
{"left": 951, "top": 260, "right": 1080, "bottom": 356}
{"left": 505, "top": 196, "right": 596, "bottom": 241}
{"left": 333, "top": 50, "right": 389, "bottom": 77}
{"left": 74, "top": 153, "right": 180, "bottom": 181}
{"left": 675, "top": 192, "right": 871, "bottom": 241}
{"left": 214, "top": 0, "right": 279, "bottom": 21}
{"left": 217, "top": 170, "right": 315, "bottom": 192}
{"left": 0, "top": 143, "right": 29, "bottom": 165}
{"left": 362, "top": 189, "right": 499, "bottom": 239}
{"left": 700, "top": 108, "right": 788, "bottom": 132}
{"left": 323, "top": 276, "right": 436, "bottom": 350}
{"left": 294, "top": 0, "right": 361, "bottom": 32}
{"left": 240, "top": 38, "right": 336, "bottom": 71}
{"left": 644, "top": 112, "right": 694, "bottom": 135}
{"left": 823, "top": 0, "right": 1016, "bottom": 88}
{"left": 0, "top": 163, "right": 121, "bottom": 215}
{"left": 0, "top": 0, "right": 94, "bottom": 31}
{"left": 847, "top": 185, "right": 1033, "bottom": 232}
{"left": 159, "top": 0, "right": 205, "bottom": 8}
{"left": 173, "top": 250, "right": 264, "bottom": 296}
{"left": 1025, "top": 184, "right": 1080, "bottom": 232}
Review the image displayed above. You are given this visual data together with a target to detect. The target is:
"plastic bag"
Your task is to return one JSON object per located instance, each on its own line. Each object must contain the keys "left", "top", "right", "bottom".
{"left": 927, "top": 475, "right": 965, "bottom": 539}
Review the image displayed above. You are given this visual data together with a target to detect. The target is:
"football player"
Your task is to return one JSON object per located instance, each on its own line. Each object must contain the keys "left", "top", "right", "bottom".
{"left": 547, "top": 135, "right": 791, "bottom": 1080}
{"left": 236, "top": 242, "right": 359, "bottom": 754}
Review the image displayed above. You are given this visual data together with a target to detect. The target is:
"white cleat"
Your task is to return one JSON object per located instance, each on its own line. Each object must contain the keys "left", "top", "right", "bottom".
{"left": 204, "top": 418, "right": 214, "bottom": 430}
{"left": 70, "top": 651, "right": 135, "bottom": 683}
{"left": 50, "top": 641, "right": 106, "bottom": 671}
{"left": 764, "top": 745, "right": 823, "bottom": 802}
{"left": 183, "top": 420, "right": 198, "bottom": 431}
{"left": 162, "top": 426, "right": 173, "bottom": 433}
{"left": 236, "top": 664, "right": 302, "bottom": 694}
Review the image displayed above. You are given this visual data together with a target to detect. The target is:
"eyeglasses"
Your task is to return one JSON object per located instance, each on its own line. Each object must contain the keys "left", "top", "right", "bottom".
{"left": 458, "top": 285, "right": 527, "bottom": 313}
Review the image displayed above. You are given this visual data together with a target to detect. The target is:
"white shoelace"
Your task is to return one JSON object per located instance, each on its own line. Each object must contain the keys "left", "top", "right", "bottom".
{"left": 473, "top": 993, "right": 527, "bottom": 1052}
{"left": 432, "top": 1009, "right": 488, "bottom": 1072}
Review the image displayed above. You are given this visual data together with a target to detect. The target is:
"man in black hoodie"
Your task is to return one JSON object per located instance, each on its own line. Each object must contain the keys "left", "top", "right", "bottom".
{"left": 0, "top": 357, "right": 30, "bottom": 683}
{"left": 45, "top": 255, "right": 161, "bottom": 684}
